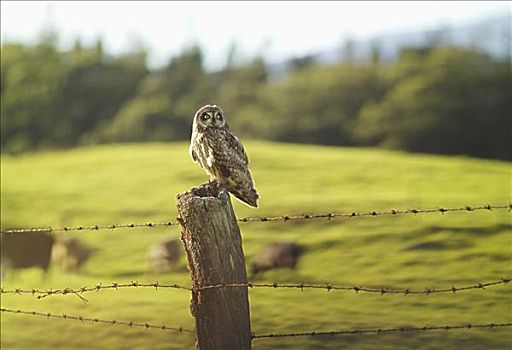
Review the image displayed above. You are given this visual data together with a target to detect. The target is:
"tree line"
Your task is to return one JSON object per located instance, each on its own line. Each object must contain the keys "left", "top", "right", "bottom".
{"left": 1, "top": 37, "right": 510, "bottom": 160}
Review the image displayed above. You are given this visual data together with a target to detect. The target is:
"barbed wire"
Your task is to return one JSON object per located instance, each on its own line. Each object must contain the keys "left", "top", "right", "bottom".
{"left": 0, "top": 281, "right": 191, "bottom": 300}
{"left": 199, "top": 278, "right": 512, "bottom": 295}
{"left": 0, "top": 307, "right": 194, "bottom": 333}
{"left": 251, "top": 322, "right": 512, "bottom": 339}
{"left": 238, "top": 203, "right": 511, "bottom": 223}
{"left": 2, "top": 307, "right": 509, "bottom": 339}
{"left": 1, "top": 203, "right": 510, "bottom": 234}
{"left": 2, "top": 278, "right": 509, "bottom": 299}
{"left": 0, "top": 221, "right": 179, "bottom": 234}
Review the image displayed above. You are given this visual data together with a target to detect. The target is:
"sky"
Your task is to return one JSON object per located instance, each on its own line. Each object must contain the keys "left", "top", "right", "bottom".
{"left": 1, "top": 1, "right": 510, "bottom": 70}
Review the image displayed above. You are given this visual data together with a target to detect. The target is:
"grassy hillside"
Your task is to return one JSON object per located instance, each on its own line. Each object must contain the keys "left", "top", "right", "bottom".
{"left": 1, "top": 141, "right": 511, "bottom": 350}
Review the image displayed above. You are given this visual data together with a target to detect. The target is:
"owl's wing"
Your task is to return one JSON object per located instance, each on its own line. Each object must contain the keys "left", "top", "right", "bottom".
{"left": 223, "top": 132, "right": 249, "bottom": 165}
{"left": 212, "top": 131, "right": 249, "bottom": 171}
{"left": 210, "top": 130, "right": 258, "bottom": 207}
{"left": 189, "top": 140, "right": 199, "bottom": 163}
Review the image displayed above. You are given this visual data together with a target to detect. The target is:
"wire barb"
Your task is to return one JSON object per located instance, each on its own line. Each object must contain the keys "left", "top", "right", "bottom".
{"left": 251, "top": 322, "right": 512, "bottom": 339}
{"left": 0, "top": 307, "right": 194, "bottom": 333}
{"left": 1, "top": 204, "right": 509, "bottom": 234}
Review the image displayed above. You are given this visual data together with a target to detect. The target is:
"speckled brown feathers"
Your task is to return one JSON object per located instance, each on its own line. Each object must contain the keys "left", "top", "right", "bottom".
{"left": 190, "top": 105, "right": 259, "bottom": 207}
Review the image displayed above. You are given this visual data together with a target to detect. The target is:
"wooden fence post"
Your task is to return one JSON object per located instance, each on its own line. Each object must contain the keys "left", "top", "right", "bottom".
{"left": 177, "top": 183, "right": 252, "bottom": 350}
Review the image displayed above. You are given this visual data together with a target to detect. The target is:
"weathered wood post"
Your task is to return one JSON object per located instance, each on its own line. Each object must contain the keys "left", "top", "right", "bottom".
{"left": 177, "top": 183, "right": 252, "bottom": 350}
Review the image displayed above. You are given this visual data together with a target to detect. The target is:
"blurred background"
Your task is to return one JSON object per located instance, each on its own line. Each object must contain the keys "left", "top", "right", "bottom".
{"left": 1, "top": 2, "right": 511, "bottom": 350}
{"left": 1, "top": 1, "right": 510, "bottom": 159}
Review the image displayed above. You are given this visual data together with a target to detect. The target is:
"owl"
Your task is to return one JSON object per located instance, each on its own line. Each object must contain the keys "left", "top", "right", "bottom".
{"left": 189, "top": 105, "right": 259, "bottom": 207}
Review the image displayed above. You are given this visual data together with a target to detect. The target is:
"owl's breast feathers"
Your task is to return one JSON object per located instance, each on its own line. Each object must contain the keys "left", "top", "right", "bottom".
{"left": 191, "top": 127, "right": 259, "bottom": 207}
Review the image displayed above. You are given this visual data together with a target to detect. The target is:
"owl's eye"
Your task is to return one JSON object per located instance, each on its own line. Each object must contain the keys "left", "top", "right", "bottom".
{"left": 215, "top": 113, "right": 223, "bottom": 120}
{"left": 202, "top": 113, "right": 210, "bottom": 120}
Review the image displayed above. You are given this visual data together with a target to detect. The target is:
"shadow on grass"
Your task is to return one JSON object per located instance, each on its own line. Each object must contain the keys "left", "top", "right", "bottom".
{"left": 356, "top": 223, "right": 512, "bottom": 247}
{"left": 84, "top": 269, "right": 149, "bottom": 278}
{"left": 403, "top": 240, "right": 472, "bottom": 251}
{"left": 407, "top": 223, "right": 512, "bottom": 239}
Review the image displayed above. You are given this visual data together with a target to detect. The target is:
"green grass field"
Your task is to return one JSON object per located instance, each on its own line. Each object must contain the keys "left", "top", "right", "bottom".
{"left": 1, "top": 141, "right": 511, "bottom": 350}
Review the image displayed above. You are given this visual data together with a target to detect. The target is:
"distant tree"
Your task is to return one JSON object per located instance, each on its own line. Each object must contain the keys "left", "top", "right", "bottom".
{"left": 94, "top": 36, "right": 104, "bottom": 62}
{"left": 425, "top": 24, "right": 452, "bottom": 48}
{"left": 1, "top": 38, "right": 147, "bottom": 152}
{"left": 73, "top": 38, "right": 83, "bottom": 56}
{"left": 93, "top": 74, "right": 174, "bottom": 142}
{"left": 252, "top": 63, "right": 387, "bottom": 145}
{"left": 289, "top": 54, "right": 315, "bottom": 72}
{"left": 2, "top": 33, "right": 509, "bottom": 160}
{"left": 356, "top": 47, "right": 511, "bottom": 159}
{"left": 94, "top": 45, "right": 212, "bottom": 142}
{"left": 341, "top": 38, "right": 355, "bottom": 65}
{"left": 57, "top": 48, "right": 148, "bottom": 146}
{"left": 215, "top": 57, "right": 267, "bottom": 134}
{"left": 1, "top": 42, "right": 62, "bottom": 153}
{"left": 370, "top": 40, "right": 381, "bottom": 65}
{"left": 225, "top": 40, "right": 240, "bottom": 69}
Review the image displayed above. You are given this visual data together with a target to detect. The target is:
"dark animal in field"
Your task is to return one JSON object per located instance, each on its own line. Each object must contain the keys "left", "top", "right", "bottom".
{"left": 146, "top": 238, "right": 181, "bottom": 273}
{"left": 1, "top": 231, "right": 54, "bottom": 277}
{"left": 251, "top": 242, "right": 304, "bottom": 277}
{"left": 51, "top": 236, "right": 95, "bottom": 273}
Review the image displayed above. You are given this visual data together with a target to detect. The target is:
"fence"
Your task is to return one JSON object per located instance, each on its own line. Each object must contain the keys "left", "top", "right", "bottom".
{"left": 1, "top": 307, "right": 511, "bottom": 339}
{"left": 1, "top": 188, "right": 511, "bottom": 348}
{"left": 2, "top": 278, "right": 510, "bottom": 299}
{"left": 2, "top": 203, "right": 509, "bottom": 234}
